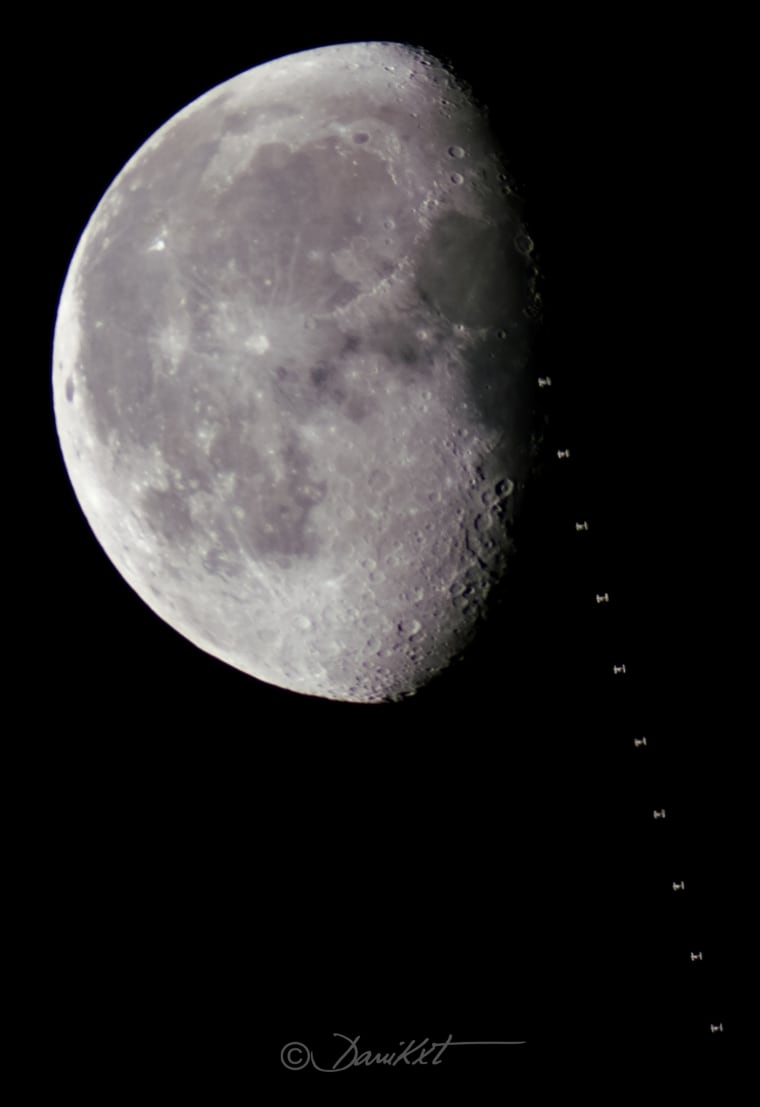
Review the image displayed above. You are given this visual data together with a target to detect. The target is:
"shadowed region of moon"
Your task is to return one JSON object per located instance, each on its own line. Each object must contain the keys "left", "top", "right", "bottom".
{"left": 52, "top": 41, "right": 541, "bottom": 703}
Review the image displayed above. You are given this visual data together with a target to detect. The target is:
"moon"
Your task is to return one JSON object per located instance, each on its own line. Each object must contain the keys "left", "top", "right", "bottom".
{"left": 52, "top": 41, "right": 540, "bottom": 703}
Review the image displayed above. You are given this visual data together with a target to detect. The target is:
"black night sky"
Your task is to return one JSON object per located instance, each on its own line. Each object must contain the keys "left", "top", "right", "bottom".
{"left": 28, "top": 9, "right": 743, "bottom": 1094}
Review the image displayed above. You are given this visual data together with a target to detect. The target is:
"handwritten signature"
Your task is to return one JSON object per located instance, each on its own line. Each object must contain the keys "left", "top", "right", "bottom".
{"left": 281, "top": 1033, "right": 526, "bottom": 1070}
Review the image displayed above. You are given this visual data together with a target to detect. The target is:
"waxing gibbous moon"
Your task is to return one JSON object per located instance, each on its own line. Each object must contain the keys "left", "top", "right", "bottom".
{"left": 53, "top": 41, "right": 540, "bottom": 703}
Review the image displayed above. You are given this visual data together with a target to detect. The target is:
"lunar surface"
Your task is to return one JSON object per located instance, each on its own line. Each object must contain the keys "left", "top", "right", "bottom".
{"left": 53, "top": 41, "right": 540, "bottom": 703}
